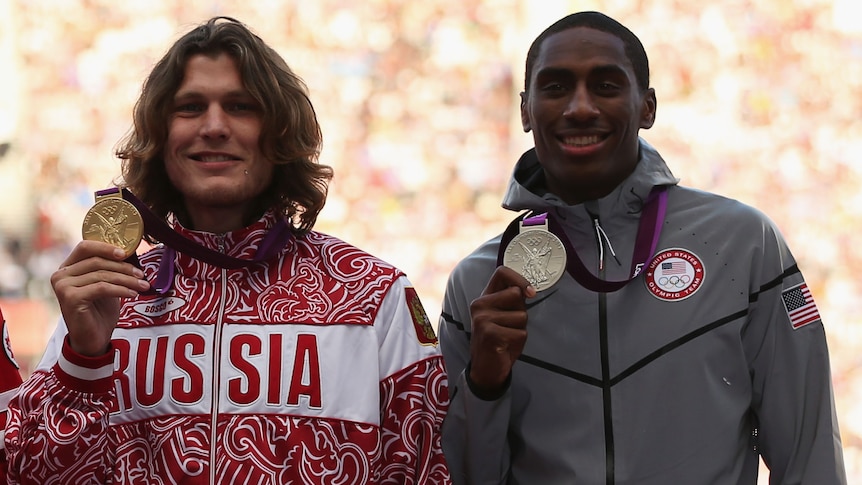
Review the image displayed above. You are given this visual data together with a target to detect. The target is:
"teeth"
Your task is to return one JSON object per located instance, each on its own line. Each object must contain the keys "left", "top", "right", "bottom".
{"left": 563, "top": 135, "right": 600, "bottom": 147}
{"left": 198, "top": 155, "right": 233, "bottom": 162}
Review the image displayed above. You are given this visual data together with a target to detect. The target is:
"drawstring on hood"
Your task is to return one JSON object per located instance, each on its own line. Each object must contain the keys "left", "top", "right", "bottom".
{"left": 594, "top": 219, "right": 621, "bottom": 271}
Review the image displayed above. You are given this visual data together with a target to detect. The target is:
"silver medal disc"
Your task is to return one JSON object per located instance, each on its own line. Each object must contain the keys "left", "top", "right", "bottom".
{"left": 502, "top": 225, "right": 567, "bottom": 291}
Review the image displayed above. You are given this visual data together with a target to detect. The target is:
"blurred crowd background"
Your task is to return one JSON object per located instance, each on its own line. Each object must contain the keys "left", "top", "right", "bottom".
{"left": 0, "top": 0, "right": 859, "bottom": 480}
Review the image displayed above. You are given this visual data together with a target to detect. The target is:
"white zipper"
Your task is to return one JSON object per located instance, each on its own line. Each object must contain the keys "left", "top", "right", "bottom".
{"left": 209, "top": 237, "right": 227, "bottom": 483}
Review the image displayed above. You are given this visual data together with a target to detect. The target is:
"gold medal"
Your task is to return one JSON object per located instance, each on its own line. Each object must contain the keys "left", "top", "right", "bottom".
{"left": 81, "top": 190, "right": 144, "bottom": 258}
{"left": 502, "top": 216, "right": 566, "bottom": 291}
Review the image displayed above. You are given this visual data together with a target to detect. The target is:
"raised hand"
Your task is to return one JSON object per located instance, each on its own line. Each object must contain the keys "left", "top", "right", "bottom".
{"left": 468, "top": 265, "right": 536, "bottom": 397}
{"left": 50, "top": 240, "right": 150, "bottom": 356}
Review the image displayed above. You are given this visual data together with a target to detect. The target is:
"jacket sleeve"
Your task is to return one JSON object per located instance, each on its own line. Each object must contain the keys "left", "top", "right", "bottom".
{"left": 438, "top": 254, "right": 512, "bottom": 485}
{"left": 375, "top": 276, "right": 452, "bottom": 484}
{"left": 744, "top": 219, "right": 846, "bottom": 484}
{"left": 5, "top": 320, "right": 117, "bottom": 484}
{"left": 0, "top": 307, "right": 24, "bottom": 485}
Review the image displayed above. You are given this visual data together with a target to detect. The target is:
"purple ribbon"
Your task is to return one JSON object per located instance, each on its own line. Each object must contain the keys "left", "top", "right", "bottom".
{"left": 96, "top": 188, "right": 293, "bottom": 295}
{"left": 498, "top": 186, "right": 668, "bottom": 293}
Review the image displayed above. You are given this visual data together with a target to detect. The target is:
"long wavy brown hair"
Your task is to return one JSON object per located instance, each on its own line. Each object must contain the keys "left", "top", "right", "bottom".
{"left": 116, "top": 17, "right": 332, "bottom": 236}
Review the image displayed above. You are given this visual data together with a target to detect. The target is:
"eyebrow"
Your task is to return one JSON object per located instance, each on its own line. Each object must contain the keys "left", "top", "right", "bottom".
{"left": 591, "top": 64, "right": 630, "bottom": 79}
{"left": 173, "top": 89, "right": 253, "bottom": 101}
{"left": 535, "top": 63, "right": 629, "bottom": 80}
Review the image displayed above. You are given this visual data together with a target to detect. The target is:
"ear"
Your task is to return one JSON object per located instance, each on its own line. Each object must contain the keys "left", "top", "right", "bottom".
{"left": 520, "top": 91, "right": 532, "bottom": 132}
{"left": 640, "top": 88, "right": 657, "bottom": 129}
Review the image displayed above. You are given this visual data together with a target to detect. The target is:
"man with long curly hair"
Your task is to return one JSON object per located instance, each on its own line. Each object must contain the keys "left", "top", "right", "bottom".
{"left": 5, "top": 17, "right": 451, "bottom": 484}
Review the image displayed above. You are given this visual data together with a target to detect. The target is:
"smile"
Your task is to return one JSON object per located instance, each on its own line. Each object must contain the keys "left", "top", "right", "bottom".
{"left": 191, "top": 154, "right": 237, "bottom": 162}
{"left": 561, "top": 135, "right": 603, "bottom": 147}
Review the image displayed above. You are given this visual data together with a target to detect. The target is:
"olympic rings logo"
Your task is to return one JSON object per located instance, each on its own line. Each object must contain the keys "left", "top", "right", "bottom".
{"left": 525, "top": 235, "right": 543, "bottom": 246}
{"left": 658, "top": 274, "right": 691, "bottom": 288}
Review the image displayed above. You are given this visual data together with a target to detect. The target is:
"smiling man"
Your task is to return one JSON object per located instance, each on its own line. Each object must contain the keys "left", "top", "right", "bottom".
{"left": 4, "top": 17, "right": 451, "bottom": 484}
{"left": 438, "top": 11, "right": 846, "bottom": 485}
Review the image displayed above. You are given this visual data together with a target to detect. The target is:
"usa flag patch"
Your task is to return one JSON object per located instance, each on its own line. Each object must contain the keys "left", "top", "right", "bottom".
{"left": 781, "top": 283, "right": 821, "bottom": 329}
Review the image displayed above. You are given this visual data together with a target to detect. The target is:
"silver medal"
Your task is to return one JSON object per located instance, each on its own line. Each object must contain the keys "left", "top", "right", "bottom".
{"left": 502, "top": 218, "right": 567, "bottom": 291}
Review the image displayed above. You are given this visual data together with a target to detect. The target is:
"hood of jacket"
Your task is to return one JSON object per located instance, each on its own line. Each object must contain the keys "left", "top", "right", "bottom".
{"left": 502, "top": 138, "right": 679, "bottom": 225}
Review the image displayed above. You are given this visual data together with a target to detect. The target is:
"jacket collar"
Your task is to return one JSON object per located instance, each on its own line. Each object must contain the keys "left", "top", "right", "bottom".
{"left": 501, "top": 138, "right": 679, "bottom": 224}
{"left": 171, "top": 210, "right": 293, "bottom": 259}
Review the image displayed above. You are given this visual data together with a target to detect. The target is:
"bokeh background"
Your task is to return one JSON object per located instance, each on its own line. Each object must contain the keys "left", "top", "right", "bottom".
{"left": 0, "top": 0, "right": 859, "bottom": 480}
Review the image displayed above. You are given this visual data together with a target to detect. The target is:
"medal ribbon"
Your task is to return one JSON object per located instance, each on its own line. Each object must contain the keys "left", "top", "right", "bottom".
{"left": 498, "top": 186, "right": 668, "bottom": 293}
{"left": 97, "top": 188, "right": 293, "bottom": 295}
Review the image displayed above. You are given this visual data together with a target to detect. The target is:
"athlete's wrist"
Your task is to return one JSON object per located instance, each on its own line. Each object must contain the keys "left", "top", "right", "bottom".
{"left": 466, "top": 361, "right": 510, "bottom": 401}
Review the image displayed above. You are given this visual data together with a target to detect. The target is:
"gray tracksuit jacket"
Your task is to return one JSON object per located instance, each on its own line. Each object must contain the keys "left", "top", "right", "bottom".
{"left": 438, "top": 139, "right": 846, "bottom": 484}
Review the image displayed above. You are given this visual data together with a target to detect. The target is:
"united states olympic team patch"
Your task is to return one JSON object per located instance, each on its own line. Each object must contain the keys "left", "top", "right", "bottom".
{"left": 405, "top": 287, "right": 438, "bottom": 346}
{"left": 645, "top": 248, "right": 705, "bottom": 301}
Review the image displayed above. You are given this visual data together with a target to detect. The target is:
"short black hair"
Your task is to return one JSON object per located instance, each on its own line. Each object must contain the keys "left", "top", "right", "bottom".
{"left": 524, "top": 11, "right": 650, "bottom": 92}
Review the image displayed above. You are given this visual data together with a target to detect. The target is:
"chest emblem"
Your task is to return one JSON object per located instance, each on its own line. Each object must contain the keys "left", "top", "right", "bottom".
{"left": 644, "top": 248, "right": 705, "bottom": 301}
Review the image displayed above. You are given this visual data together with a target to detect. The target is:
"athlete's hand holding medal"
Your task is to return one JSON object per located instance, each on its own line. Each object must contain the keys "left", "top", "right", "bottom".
{"left": 467, "top": 214, "right": 566, "bottom": 398}
{"left": 50, "top": 189, "right": 151, "bottom": 357}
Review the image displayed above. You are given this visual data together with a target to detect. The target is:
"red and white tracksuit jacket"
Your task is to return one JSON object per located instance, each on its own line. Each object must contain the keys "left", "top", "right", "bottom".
{"left": 4, "top": 213, "right": 451, "bottom": 484}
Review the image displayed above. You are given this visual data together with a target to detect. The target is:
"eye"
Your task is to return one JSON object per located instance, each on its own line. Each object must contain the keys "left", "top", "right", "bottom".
{"left": 174, "top": 103, "right": 205, "bottom": 114}
{"left": 595, "top": 81, "right": 622, "bottom": 96}
{"left": 225, "top": 100, "right": 260, "bottom": 113}
{"left": 539, "top": 82, "right": 568, "bottom": 97}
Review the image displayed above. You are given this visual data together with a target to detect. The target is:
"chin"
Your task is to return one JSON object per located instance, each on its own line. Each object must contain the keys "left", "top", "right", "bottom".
{"left": 192, "top": 185, "right": 250, "bottom": 205}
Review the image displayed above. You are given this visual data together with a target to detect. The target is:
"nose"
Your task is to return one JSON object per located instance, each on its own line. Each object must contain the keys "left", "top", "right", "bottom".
{"left": 200, "top": 106, "right": 230, "bottom": 139}
{"left": 563, "top": 86, "right": 599, "bottom": 121}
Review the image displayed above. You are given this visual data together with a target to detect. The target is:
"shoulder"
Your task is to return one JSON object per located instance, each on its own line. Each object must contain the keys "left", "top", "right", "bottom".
{"left": 667, "top": 186, "right": 792, "bottom": 262}
{"left": 450, "top": 234, "right": 502, "bottom": 280}
{"left": 669, "top": 186, "right": 780, "bottom": 231}
{"left": 297, "top": 230, "right": 403, "bottom": 282}
{"left": 443, "top": 233, "right": 504, "bottom": 309}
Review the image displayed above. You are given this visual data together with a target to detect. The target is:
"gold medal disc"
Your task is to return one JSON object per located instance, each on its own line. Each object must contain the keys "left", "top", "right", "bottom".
{"left": 81, "top": 197, "right": 144, "bottom": 258}
{"left": 502, "top": 225, "right": 567, "bottom": 292}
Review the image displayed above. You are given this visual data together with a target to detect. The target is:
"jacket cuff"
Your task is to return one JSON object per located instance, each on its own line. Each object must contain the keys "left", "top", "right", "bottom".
{"left": 465, "top": 361, "right": 511, "bottom": 401}
{"left": 53, "top": 337, "right": 114, "bottom": 394}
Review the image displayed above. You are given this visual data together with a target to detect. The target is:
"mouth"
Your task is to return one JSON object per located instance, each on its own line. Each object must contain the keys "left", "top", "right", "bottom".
{"left": 560, "top": 134, "right": 606, "bottom": 147}
{"left": 189, "top": 153, "right": 240, "bottom": 163}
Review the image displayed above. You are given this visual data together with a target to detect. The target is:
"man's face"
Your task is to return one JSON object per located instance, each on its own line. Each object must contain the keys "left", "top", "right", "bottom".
{"left": 165, "top": 52, "right": 273, "bottom": 231}
{"left": 521, "top": 27, "right": 656, "bottom": 204}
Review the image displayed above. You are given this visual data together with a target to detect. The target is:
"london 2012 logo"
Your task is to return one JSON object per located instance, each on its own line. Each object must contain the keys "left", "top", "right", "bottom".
{"left": 644, "top": 248, "right": 705, "bottom": 301}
